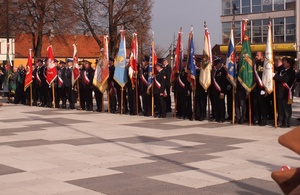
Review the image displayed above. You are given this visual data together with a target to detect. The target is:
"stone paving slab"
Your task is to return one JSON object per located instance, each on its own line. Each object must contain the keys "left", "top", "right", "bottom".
{"left": 0, "top": 97, "right": 300, "bottom": 194}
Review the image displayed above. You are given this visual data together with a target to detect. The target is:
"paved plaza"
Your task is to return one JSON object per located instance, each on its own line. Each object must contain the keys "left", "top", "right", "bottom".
{"left": 1, "top": 97, "right": 300, "bottom": 194}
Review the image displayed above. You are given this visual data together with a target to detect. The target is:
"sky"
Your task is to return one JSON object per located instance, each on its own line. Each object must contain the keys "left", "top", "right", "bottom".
{"left": 151, "top": 0, "right": 222, "bottom": 56}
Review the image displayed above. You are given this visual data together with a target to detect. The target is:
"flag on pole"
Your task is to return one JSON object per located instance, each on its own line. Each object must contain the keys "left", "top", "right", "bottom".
{"left": 46, "top": 45, "right": 57, "bottom": 85}
{"left": 93, "top": 35, "right": 109, "bottom": 93}
{"left": 186, "top": 26, "right": 196, "bottom": 90}
{"left": 262, "top": 20, "right": 274, "bottom": 94}
{"left": 6, "top": 43, "right": 12, "bottom": 77}
{"left": 200, "top": 22, "right": 212, "bottom": 91}
{"left": 225, "top": 23, "right": 236, "bottom": 87}
{"left": 147, "top": 35, "right": 157, "bottom": 92}
{"left": 72, "top": 43, "right": 80, "bottom": 86}
{"left": 171, "top": 28, "right": 183, "bottom": 84}
{"left": 241, "top": 19, "right": 248, "bottom": 43}
{"left": 24, "top": 49, "right": 33, "bottom": 90}
{"left": 238, "top": 21, "right": 255, "bottom": 92}
{"left": 114, "top": 30, "right": 128, "bottom": 88}
{"left": 128, "top": 33, "right": 138, "bottom": 88}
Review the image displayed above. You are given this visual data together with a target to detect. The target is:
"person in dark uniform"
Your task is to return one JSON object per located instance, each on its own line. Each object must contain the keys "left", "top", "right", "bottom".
{"left": 108, "top": 57, "right": 117, "bottom": 113}
{"left": 81, "top": 60, "right": 94, "bottom": 111}
{"left": 63, "top": 59, "right": 75, "bottom": 109}
{"left": 36, "top": 59, "right": 46, "bottom": 106}
{"left": 32, "top": 61, "right": 39, "bottom": 106}
{"left": 195, "top": 59, "right": 208, "bottom": 121}
{"left": 54, "top": 60, "right": 65, "bottom": 108}
{"left": 211, "top": 56, "right": 227, "bottom": 122}
{"left": 176, "top": 58, "right": 192, "bottom": 120}
{"left": 139, "top": 56, "right": 151, "bottom": 116}
{"left": 252, "top": 51, "right": 268, "bottom": 126}
{"left": 273, "top": 57, "right": 295, "bottom": 128}
{"left": 153, "top": 63, "right": 166, "bottom": 118}
{"left": 162, "top": 58, "right": 172, "bottom": 112}
{"left": 14, "top": 64, "right": 26, "bottom": 104}
{"left": 93, "top": 59, "right": 103, "bottom": 112}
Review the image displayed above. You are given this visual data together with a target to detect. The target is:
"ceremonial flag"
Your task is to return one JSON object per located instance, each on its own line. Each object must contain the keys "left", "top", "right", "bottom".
{"left": 186, "top": 27, "right": 196, "bottom": 90}
{"left": 171, "top": 28, "right": 183, "bottom": 84}
{"left": 128, "top": 33, "right": 138, "bottom": 88}
{"left": 225, "top": 24, "right": 236, "bottom": 87}
{"left": 46, "top": 45, "right": 57, "bottom": 85}
{"left": 200, "top": 23, "right": 212, "bottom": 91}
{"left": 241, "top": 19, "right": 248, "bottom": 43}
{"left": 147, "top": 38, "right": 157, "bottom": 92}
{"left": 93, "top": 35, "right": 109, "bottom": 93}
{"left": 114, "top": 30, "right": 128, "bottom": 88}
{"left": 262, "top": 20, "right": 274, "bottom": 94}
{"left": 238, "top": 22, "right": 255, "bottom": 92}
{"left": 72, "top": 43, "right": 80, "bottom": 86}
{"left": 24, "top": 49, "right": 33, "bottom": 90}
{"left": 6, "top": 43, "right": 12, "bottom": 78}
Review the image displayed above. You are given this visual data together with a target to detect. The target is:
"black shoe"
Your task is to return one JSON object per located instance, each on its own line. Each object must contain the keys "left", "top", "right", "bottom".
{"left": 253, "top": 120, "right": 259, "bottom": 125}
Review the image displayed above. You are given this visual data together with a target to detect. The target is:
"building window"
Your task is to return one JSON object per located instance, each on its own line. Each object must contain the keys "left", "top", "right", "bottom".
{"left": 286, "top": 0, "right": 296, "bottom": 10}
{"left": 262, "top": 0, "right": 272, "bottom": 11}
{"left": 252, "top": 20, "right": 262, "bottom": 43}
{"left": 274, "top": 0, "right": 284, "bottom": 11}
{"left": 274, "top": 18, "right": 284, "bottom": 43}
{"left": 285, "top": 16, "right": 295, "bottom": 42}
{"left": 242, "top": 0, "right": 251, "bottom": 13}
{"left": 222, "top": 0, "right": 240, "bottom": 15}
{"left": 222, "top": 22, "right": 231, "bottom": 43}
{"left": 252, "top": 0, "right": 262, "bottom": 13}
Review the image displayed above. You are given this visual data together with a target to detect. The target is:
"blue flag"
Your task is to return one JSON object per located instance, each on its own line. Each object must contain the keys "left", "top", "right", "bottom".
{"left": 114, "top": 30, "right": 128, "bottom": 88}
{"left": 225, "top": 26, "right": 236, "bottom": 87}
{"left": 187, "top": 31, "right": 196, "bottom": 89}
{"left": 147, "top": 47, "right": 153, "bottom": 88}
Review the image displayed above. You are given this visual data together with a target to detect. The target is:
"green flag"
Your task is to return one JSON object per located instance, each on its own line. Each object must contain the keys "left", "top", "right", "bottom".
{"left": 238, "top": 32, "right": 255, "bottom": 92}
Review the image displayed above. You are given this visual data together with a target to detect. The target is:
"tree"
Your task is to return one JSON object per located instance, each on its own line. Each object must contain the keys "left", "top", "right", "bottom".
{"left": 76, "top": 0, "right": 153, "bottom": 58}
{"left": 10, "top": 0, "right": 77, "bottom": 58}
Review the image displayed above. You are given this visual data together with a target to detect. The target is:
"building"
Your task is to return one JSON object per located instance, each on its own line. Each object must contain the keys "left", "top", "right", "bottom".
{"left": 0, "top": 37, "right": 15, "bottom": 62}
{"left": 220, "top": 0, "right": 299, "bottom": 58}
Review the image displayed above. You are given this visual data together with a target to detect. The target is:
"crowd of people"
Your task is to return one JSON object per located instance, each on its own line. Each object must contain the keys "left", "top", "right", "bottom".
{"left": 0, "top": 51, "right": 298, "bottom": 127}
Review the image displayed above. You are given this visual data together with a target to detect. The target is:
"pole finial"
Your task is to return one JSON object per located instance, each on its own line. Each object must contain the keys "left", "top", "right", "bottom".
{"left": 204, "top": 21, "right": 207, "bottom": 28}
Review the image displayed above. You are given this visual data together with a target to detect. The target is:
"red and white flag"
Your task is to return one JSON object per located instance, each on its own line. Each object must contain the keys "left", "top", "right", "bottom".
{"left": 72, "top": 44, "right": 80, "bottom": 86}
{"left": 24, "top": 49, "right": 33, "bottom": 91}
{"left": 46, "top": 45, "right": 57, "bottom": 85}
{"left": 128, "top": 33, "right": 138, "bottom": 88}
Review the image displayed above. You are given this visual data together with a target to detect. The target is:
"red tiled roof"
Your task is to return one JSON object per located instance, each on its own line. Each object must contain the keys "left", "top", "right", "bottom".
{"left": 15, "top": 34, "right": 102, "bottom": 59}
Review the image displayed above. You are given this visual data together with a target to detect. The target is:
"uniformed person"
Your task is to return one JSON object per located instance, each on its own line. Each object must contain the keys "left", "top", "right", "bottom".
{"left": 80, "top": 60, "right": 94, "bottom": 111}
{"left": 62, "top": 59, "right": 75, "bottom": 109}
{"left": 108, "top": 57, "right": 117, "bottom": 113}
{"left": 195, "top": 59, "right": 207, "bottom": 121}
{"left": 176, "top": 58, "right": 192, "bottom": 120}
{"left": 139, "top": 56, "right": 151, "bottom": 116}
{"left": 211, "top": 56, "right": 227, "bottom": 122}
{"left": 252, "top": 51, "right": 268, "bottom": 126}
{"left": 54, "top": 60, "right": 65, "bottom": 108}
{"left": 153, "top": 62, "right": 166, "bottom": 118}
{"left": 93, "top": 59, "right": 103, "bottom": 112}
{"left": 162, "top": 58, "right": 172, "bottom": 112}
{"left": 273, "top": 57, "right": 295, "bottom": 128}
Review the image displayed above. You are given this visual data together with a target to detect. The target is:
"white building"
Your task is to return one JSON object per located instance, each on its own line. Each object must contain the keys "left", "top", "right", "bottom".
{"left": 0, "top": 38, "right": 15, "bottom": 63}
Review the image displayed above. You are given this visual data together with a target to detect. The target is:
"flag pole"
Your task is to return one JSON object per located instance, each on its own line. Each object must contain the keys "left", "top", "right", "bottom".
{"left": 135, "top": 75, "right": 139, "bottom": 115}
{"left": 121, "top": 87, "right": 124, "bottom": 115}
{"left": 231, "top": 8, "right": 237, "bottom": 125}
{"left": 273, "top": 80, "right": 277, "bottom": 127}
{"left": 52, "top": 82, "right": 55, "bottom": 108}
{"left": 151, "top": 32, "right": 155, "bottom": 117}
{"left": 30, "top": 83, "right": 32, "bottom": 107}
{"left": 248, "top": 93, "right": 252, "bottom": 126}
{"left": 102, "top": 92, "right": 104, "bottom": 112}
{"left": 107, "top": 89, "right": 110, "bottom": 113}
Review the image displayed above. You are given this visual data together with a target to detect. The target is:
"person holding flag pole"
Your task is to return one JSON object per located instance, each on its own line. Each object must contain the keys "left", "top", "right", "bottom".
{"left": 46, "top": 36, "right": 57, "bottom": 109}
{"left": 186, "top": 26, "right": 196, "bottom": 120}
{"left": 24, "top": 49, "right": 33, "bottom": 106}
{"left": 238, "top": 19, "right": 256, "bottom": 125}
{"left": 170, "top": 27, "right": 183, "bottom": 119}
{"left": 225, "top": 20, "right": 236, "bottom": 124}
{"left": 72, "top": 38, "right": 81, "bottom": 110}
{"left": 262, "top": 18, "right": 277, "bottom": 127}
{"left": 201, "top": 21, "right": 212, "bottom": 121}
{"left": 113, "top": 28, "right": 128, "bottom": 115}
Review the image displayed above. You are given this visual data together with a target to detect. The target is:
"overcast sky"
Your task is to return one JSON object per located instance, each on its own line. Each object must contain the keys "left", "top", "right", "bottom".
{"left": 151, "top": 0, "right": 222, "bottom": 56}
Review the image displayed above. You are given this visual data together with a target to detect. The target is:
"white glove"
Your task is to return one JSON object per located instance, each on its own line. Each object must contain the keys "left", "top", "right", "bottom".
{"left": 260, "top": 90, "right": 265, "bottom": 95}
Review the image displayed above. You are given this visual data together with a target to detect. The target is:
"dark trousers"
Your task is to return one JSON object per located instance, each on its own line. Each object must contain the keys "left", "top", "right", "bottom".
{"left": 94, "top": 89, "right": 103, "bottom": 111}
{"left": 164, "top": 85, "right": 171, "bottom": 112}
{"left": 277, "top": 97, "right": 292, "bottom": 126}
{"left": 128, "top": 87, "right": 136, "bottom": 115}
{"left": 64, "top": 86, "right": 75, "bottom": 109}
{"left": 55, "top": 87, "right": 65, "bottom": 108}
{"left": 236, "top": 90, "right": 247, "bottom": 121}
{"left": 83, "top": 87, "right": 93, "bottom": 110}
{"left": 251, "top": 91, "right": 267, "bottom": 122}
{"left": 195, "top": 93, "right": 207, "bottom": 120}
{"left": 141, "top": 92, "right": 151, "bottom": 116}
{"left": 226, "top": 88, "right": 233, "bottom": 119}
{"left": 155, "top": 94, "right": 166, "bottom": 117}
{"left": 212, "top": 93, "right": 225, "bottom": 121}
